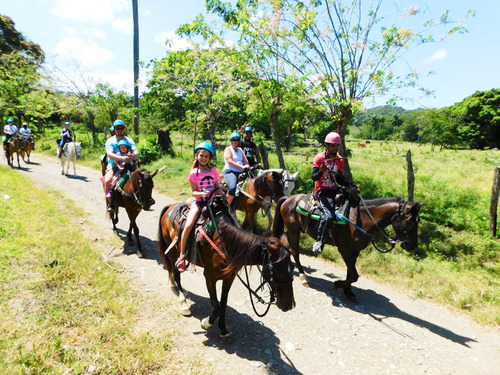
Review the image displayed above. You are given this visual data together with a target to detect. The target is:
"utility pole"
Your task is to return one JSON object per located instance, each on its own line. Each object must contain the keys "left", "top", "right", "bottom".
{"left": 132, "top": 0, "right": 139, "bottom": 135}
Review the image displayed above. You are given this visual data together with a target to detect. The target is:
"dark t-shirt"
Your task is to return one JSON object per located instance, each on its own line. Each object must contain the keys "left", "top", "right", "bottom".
{"left": 241, "top": 140, "right": 258, "bottom": 166}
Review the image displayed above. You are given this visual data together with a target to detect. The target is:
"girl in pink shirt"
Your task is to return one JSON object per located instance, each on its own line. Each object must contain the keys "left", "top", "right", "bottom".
{"left": 176, "top": 142, "right": 220, "bottom": 272}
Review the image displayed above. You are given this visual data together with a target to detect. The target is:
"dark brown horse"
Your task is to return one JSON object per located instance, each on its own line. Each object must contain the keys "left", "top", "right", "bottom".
{"left": 158, "top": 194, "right": 295, "bottom": 340}
{"left": 4, "top": 136, "right": 25, "bottom": 167}
{"left": 233, "top": 170, "right": 285, "bottom": 232}
{"left": 108, "top": 167, "right": 164, "bottom": 256}
{"left": 22, "top": 135, "right": 35, "bottom": 163}
{"left": 273, "top": 195, "right": 423, "bottom": 302}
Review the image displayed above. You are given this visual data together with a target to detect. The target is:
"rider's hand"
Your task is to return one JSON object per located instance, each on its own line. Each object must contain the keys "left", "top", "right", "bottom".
{"left": 320, "top": 163, "right": 328, "bottom": 173}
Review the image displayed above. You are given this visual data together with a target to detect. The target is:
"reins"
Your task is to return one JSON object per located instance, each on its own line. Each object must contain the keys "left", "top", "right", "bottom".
{"left": 116, "top": 171, "right": 143, "bottom": 207}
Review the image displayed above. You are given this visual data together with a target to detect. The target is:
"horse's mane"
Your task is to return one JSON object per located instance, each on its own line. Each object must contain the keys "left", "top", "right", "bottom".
{"left": 253, "top": 172, "right": 270, "bottom": 192}
{"left": 217, "top": 217, "right": 278, "bottom": 275}
{"left": 362, "top": 197, "right": 402, "bottom": 207}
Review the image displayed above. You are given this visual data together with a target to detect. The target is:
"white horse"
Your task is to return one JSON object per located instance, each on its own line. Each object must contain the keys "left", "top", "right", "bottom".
{"left": 59, "top": 142, "right": 81, "bottom": 176}
{"left": 257, "top": 168, "right": 299, "bottom": 231}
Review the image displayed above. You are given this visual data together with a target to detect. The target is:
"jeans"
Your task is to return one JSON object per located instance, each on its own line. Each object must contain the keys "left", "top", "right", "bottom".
{"left": 316, "top": 189, "right": 340, "bottom": 244}
{"left": 224, "top": 170, "right": 241, "bottom": 196}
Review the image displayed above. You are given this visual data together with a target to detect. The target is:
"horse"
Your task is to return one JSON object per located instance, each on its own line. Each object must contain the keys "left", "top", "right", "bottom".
{"left": 59, "top": 141, "right": 81, "bottom": 176}
{"left": 22, "top": 134, "right": 35, "bottom": 163}
{"left": 158, "top": 192, "right": 295, "bottom": 341}
{"left": 232, "top": 170, "right": 285, "bottom": 233}
{"left": 273, "top": 194, "right": 423, "bottom": 302}
{"left": 358, "top": 141, "right": 366, "bottom": 148}
{"left": 108, "top": 167, "right": 164, "bottom": 257}
{"left": 257, "top": 168, "right": 299, "bottom": 230}
{"left": 3, "top": 136, "right": 25, "bottom": 167}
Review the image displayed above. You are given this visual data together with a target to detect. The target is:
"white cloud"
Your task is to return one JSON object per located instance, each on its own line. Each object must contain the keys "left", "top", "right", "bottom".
{"left": 154, "top": 31, "right": 193, "bottom": 52}
{"left": 54, "top": 37, "right": 114, "bottom": 68}
{"left": 112, "top": 18, "right": 133, "bottom": 35}
{"left": 86, "top": 28, "right": 107, "bottom": 40}
{"left": 63, "top": 26, "right": 76, "bottom": 36}
{"left": 425, "top": 49, "right": 447, "bottom": 63}
{"left": 52, "top": 0, "right": 130, "bottom": 34}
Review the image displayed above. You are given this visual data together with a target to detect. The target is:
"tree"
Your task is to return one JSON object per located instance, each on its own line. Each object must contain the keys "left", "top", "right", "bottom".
{"left": 203, "top": 1, "right": 473, "bottom": 177}
{"left": 132, "top": 0, "right": 139, "bottom": 135}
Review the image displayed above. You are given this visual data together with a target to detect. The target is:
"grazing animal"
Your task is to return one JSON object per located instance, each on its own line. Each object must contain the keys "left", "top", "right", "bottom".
{"left": 59, "top": 142, "right": 81, "bottom": 176}
{"left": 108, "top": 167, "right": 162, "bottom": 257}
{"left": 358, "top": 141, "right": 366, "bottom": 148}
{"left": 4, "top": 137, "right": 25, "bottom": 167}
{"left": 273, "top": 195, "right": 423, "bottom": 301}
{"left": 232, "top": 170, "right": 285, "bottom": 233}
{"left": 158, "top": 194, "right": 295, "bottom": 340}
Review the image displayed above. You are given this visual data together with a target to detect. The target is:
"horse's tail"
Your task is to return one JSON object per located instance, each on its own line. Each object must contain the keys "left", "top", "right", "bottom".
{"left": 158, "top": 204, "right": 174, "bottom": 272}
{"left": 272, "top": 196, "right": 287, "bottom": 237}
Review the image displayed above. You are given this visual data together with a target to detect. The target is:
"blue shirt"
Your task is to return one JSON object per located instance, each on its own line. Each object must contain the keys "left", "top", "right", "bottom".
{"left": 105, "top": 136, "right": 137, "bottom": 169}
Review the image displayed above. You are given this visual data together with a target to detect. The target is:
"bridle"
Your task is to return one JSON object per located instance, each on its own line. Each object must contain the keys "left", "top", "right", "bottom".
{"left": 116, "top": 171, "right": 146, "bottom": 207}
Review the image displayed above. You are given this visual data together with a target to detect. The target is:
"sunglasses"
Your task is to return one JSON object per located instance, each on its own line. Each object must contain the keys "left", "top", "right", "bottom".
{"left": 232, "top": 138, "right": 240, "bottom": 142}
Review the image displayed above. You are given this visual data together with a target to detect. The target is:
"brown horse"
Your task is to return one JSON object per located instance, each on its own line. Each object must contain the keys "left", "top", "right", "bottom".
{"left": 273, "top": 195, "right": 423, "bottom": 302}
{"left": 158, "top": 194, "right": 295, "bottom": 340}
{"left": 108, "top": 167, "right": 163, "bottom": 256}
{"left": 22, "top": 135, "right": 35, "bottom": 163}
{"left": 4, "top": 136, "right": 25, "bottom": 167}
{"left": 233, "top": 170, "right": 285, "bottom": 232}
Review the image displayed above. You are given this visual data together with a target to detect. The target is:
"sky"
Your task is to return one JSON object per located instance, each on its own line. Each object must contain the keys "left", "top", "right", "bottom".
{"left": 1, "top": 0, "right": 499, "bottom": 110}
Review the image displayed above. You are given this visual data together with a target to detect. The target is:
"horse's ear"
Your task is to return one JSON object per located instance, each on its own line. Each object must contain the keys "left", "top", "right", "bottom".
{"left": 279, "top": 234, "right": 289, "bottom": 248}
{"left": 291, "top": 171, "right": 299, "bottom": 180}
{"left": 151, "top": 165, "right": 167, "bottom": 178}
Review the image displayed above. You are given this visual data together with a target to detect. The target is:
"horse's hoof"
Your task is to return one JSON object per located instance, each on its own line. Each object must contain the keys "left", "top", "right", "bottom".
{"left": 299, "top": 273, "right": 309, "bottom": 287}
{"left": 201, "top": 317, "right": 212, "bottom": 330}
{"left": 136, "top": 250, "right": 144, "bottom": 258}
{"left": 220, "top": 332, "right": 234, "bottom": 344}
{"left": 181, "top": 305, "right": 191, "bottom": 316}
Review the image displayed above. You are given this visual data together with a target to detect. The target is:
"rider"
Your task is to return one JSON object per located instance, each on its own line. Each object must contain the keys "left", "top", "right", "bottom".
{"left": 223, "top": 132, "right": 250, "bottom": 207}
{"left": 58, "top": 121, "right": 73, "bottom": 158}
{"left": 311, "top": 131, "right": 344, "bottom": 254}
{"left": 19, "top": 123, "right": 31, "bottom": 137}
{"left": 104, "top": 119, "right": 138, "bottom": 211}
{"left": 3, "top": 118, "right": 18, "bottom": 148}
{"left": 106, "top": 139, "right": 134, "bottom": 198}
{"left": 240, "top": 124, "right": 261, "bottom": 169}
{"left": 176, "top": 142, "right": 220, "bottom": 272}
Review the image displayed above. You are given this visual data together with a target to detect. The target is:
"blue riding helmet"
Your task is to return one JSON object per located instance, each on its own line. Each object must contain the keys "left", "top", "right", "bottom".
{"left": 195, "top": 141, "right": 214, "bottom": 157}
{"left": 64, "top": 121, "right": 71, "bottom": 126}
{"left": 229, "top": 132, "right": 241, "bottom": 141}
{"left": 113, "top": 119, "right": 125, "bottom": 127}
{"left": 7, "top": 118, "right": 14, "bottom": 123}
{"left": 117, "top": 139, "right": 129, "bottom": 148}
{"left": 244, "top": 126, "right": 253, "bottom": 133}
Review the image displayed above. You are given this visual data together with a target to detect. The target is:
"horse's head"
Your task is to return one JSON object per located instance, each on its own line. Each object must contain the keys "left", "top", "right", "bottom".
{"left": 282, "top": 171, "right": 299, "bottom": 196}
{"left": 262, "top": 237, "right": 295, "bottom": 312}
{"left": 136, "top": 169, "right": 160, "bottom": 210}
{"left": 392, "top": 200, "right": 424, "bottom": 251}
{"left": 263, "top": 171, "right": 285, "bottom": 202}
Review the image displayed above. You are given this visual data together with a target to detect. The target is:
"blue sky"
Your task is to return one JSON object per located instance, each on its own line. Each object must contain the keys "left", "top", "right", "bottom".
{"left": 1, "top": 0, "right": 499, "bottom": 110}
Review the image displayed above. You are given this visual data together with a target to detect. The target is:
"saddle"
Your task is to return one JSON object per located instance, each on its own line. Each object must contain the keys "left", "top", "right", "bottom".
{"left": 295, "top": 193, "right": 350, "bottom": 232}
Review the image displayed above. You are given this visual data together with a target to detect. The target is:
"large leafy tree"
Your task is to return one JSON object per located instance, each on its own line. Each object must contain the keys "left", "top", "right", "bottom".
{"left": 204, "top": 0, "right": 473, "bottom": 177}
{"left": 0, "top": 14, "right": 45, "bottom": 121}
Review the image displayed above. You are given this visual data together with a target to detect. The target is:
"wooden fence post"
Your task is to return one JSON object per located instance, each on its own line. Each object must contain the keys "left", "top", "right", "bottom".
{"left": 490, "top": 167, "right": 500, "bottom": 236}
{"left": 406, "top": 150, "right": 415, "bottom": 202}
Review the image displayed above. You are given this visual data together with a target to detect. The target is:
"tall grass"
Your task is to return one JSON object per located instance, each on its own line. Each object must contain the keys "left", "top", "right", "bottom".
{"left": 0, "top": 165, "right": 211, "bottom": 373}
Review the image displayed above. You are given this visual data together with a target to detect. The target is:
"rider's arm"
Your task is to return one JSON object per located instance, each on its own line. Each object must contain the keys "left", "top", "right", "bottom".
{"left": 312, "top": 167, "right": 324, "bottom": 181}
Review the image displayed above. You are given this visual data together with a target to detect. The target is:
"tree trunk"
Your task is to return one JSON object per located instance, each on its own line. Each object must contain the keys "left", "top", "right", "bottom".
{"left": 270, "top": 109, "right": 285, "bottom": 169}
{"left": 132, "top": 0, "right": 139, "bottom": 135}
{"left": 336, "top": 110, "right": 353, "bottom": 181}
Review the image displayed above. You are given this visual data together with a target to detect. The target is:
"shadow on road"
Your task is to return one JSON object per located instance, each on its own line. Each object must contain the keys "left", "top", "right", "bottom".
{"left": 185, "top": 291, "right": 303, "bottom": 374}
{"left": 298, "top": 266, "right": 477, "bottom": 348}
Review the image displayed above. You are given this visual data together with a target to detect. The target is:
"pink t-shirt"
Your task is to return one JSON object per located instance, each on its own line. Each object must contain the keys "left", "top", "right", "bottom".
{"left": 312, "top": 152, "right": 344, "bottom": 194}
{"left": 188, "top": 166, "right": 220, "bottom": 202}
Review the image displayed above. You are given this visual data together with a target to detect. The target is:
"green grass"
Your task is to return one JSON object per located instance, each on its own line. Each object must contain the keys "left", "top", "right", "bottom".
{"left": 35, "top": 132, "right": 500, "bottom": 326}
{"left": 0, "top": 165, "right": 212, "bottom": 374}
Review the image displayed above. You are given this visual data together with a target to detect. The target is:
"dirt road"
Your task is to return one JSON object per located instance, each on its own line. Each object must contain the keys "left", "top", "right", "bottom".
{"left": 5, "top": 153, "right": 499, "bottom": 375}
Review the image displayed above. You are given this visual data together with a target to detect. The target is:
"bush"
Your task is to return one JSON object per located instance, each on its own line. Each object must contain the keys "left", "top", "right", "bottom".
{"left": 137, "top": 138, "right": 162, "bottom": 165}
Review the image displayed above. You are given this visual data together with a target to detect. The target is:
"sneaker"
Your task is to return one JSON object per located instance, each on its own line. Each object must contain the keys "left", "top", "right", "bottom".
{"left": 176, "top": 257, "right": 187, "bottom": 273}
{"left": 312, "top": 241, "right": 323, "bottom": 254}
{"left": 106, "top": 190, "right": 113, "bottom": 198}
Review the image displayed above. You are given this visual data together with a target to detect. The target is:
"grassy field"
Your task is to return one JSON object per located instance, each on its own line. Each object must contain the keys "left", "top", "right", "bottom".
{"left": 0, "top": 165, "right": 212, "bottom": 374}
{"left": 35, "top": 130, "right": 500, "bottom": 326}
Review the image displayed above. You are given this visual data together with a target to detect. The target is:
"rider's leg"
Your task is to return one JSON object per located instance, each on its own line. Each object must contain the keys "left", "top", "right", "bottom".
{"left": 177, "top": 203, "right": 201, "bottom": 272}
{"left": 224, "top": 171, "right": 238, "bottom": 207}
{"left": 314, "top": 192, "right": 336, "bottom": 254}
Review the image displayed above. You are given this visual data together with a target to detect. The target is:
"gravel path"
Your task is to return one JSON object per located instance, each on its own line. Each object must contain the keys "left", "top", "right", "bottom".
{"left": 5, "top": 153, "right": 499, "bottom": 375}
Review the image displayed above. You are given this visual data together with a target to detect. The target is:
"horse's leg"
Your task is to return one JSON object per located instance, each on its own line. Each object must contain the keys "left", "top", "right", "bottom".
{"left": 72, "top": 158, "right": 76, "bottom": 176}
{"left": 126, "top": 210, "right": 143, "bottom": 256}
{"left": 217, "top": 277, "right": 235, "bottom": 342}
{"left": 334, "top": 246, "right": 360, "bottom": 302}
{"left": 173, "top": 268, "right": 191, "bottom": 316}
{"left": 288, "top": 229, "right": 308, "bottom": 287}
{"left": 201, "top": 276, "right": 220, "bottom": 331}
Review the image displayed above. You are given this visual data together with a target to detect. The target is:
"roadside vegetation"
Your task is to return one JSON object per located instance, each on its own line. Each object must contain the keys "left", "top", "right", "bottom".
{"left": 0, "top": 165, "right": 211, "bottom": 374}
